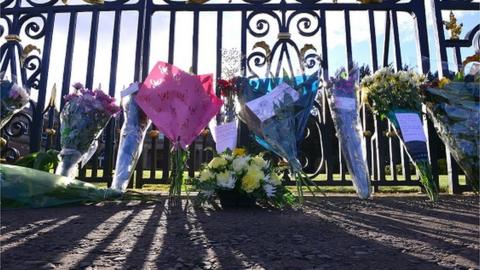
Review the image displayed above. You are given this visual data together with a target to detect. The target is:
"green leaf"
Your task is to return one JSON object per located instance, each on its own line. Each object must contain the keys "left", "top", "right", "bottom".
{"left": 15, "top": 150, "right": 59, "bottom": 172}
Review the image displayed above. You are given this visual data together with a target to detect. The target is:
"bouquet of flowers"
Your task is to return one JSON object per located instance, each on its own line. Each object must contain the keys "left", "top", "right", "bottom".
{"left": 2, "top": 164, "right": 121, "bottom": 208}
{"left": 326, "top": 66, "right": 371, "bottom": 199}
{"left": 135, "top": 61, "right": 223, "bottom": 197}
{"left": 1, "top": 78, "right": 29, "bottom": 129}
{"left": 237, "top": 72, "right": 320, "bottom": 203}
{"left": 211, "top": 78, "right": 240, "bottom": 153}
{"left": 111, "top": 83, "right": 152, "bottom": 192}
{"left": 421, "top": 70, "right": 479, "bottom": 192}
{"left": 55, "top": 83, "right": 121, "bottom": 178}
{"left": 217, "top": 78, "right": 238, "bottom": 123}
{"left": 192, "top": 148, "right": 295, "bottom": 208}
{"left": 360, "top": 67, "right": 439, "bottom": 201}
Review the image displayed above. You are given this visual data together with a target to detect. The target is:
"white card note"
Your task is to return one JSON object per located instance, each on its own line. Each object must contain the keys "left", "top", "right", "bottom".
{"left": 395, "top": 113, "right": 426, "bottom": 142}
{"left": 214, "top": 121, "right": 238, "bottom": 153}
{"left": 245, "top": 83, "right": 300, "bottom": 122}
{"left": 334, "top": 97, "right": 356, "bottom": 111}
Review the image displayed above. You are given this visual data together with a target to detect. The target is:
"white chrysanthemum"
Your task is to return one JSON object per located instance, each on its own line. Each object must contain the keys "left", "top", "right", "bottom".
{"left": 399, "top": 72, "right": 409, "bottom": 82}
{"left": 263, "top": 184, "right": 276, "bottom": 198}
{"left": 220, "top": 153, "right": 233, "bottom": 161}
{"left": 216, "top": 171, "right": 236, "bottom": 189}
{"left": 199, "top": 169, "right": 214, "bottom": 182}
{"left": 232, "top": 156, "right": 250, "bottom": 173}
{"left": 208, "top": 156, "right": 228, "bottom": 169}
{"left": 362, "top": 76, "right": 373, "bottom": 85}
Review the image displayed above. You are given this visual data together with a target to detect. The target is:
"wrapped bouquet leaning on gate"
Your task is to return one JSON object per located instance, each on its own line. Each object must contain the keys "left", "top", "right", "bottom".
{"left": 192, "top": 148, "right": 295, "bottom": 208}
{"left": 360, "top": 67, "right": 439, "bottom": 201}
{"left": 56, "top": 83, "right": 121, "bottom": 178}
{"left": 420, "top": 64, "right": 479, "bottom": 192}
{"left": 0, "top": 76, "right": 30, "bottom": 129}
{"left": 111, "top": 83, "right": 152, "bottom": 192}
{"left": 326, "top": 66, "right": 371, "bottom": 199}
{"left": 237, "top": 70, "right": 321, "bottom": 204}
{"left": 135, "top": 61, "right": 223, "bottom": 198}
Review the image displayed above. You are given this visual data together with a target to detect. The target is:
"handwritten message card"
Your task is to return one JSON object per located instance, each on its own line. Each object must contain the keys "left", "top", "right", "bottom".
{"left": 395, "top": 113, "right": 426, "bottom": 142}
{"left": 334, "top": 96, "right": 356, "bottom": 111}
{"left": 245, "top": 83, "right": 300, "bottom": 122}
{"left": 214, "top": 121, "right": 238, "bottom": 153}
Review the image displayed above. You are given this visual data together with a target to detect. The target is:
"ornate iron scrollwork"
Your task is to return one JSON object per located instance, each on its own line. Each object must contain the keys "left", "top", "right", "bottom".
{"left": 0, "top": 12, "right": 44, "bottom": 162}
{"left": 245, "top": 7, "right": 324, "bottom": 177}
{"left": 1, "top": 109, "right": 33, "bottom": 162}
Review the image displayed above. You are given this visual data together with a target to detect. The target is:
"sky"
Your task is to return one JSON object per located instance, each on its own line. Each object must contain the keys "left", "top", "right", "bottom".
{"left": 1, "top": 0, "right": 478, "bottom": 108}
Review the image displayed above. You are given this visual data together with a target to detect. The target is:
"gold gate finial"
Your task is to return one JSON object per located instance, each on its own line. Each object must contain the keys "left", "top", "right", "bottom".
{"left": 443, "top": 11, "right": 463, "bottom": 40}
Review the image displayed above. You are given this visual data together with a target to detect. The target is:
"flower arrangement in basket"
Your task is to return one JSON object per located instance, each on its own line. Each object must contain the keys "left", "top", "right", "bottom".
{"left": 192, "top": 148, "right": 296, "bottom": 208}
{"left": 360, "top": 67, "right": 439, "bottom": 201}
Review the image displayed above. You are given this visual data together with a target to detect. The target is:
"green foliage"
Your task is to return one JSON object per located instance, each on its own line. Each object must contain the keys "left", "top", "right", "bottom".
{"left": 169, "top": 147, "right": 188, "bottom": 198}
{"left": 15, "top": 150, "right": 59, "bottom": 172}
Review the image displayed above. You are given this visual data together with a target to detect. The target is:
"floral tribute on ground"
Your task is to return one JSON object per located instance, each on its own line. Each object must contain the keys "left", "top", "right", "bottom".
{"left": 237, "top": 71, "right": 321, "bottom": 203}
{"left": 0, "top": 77, "right": 30, "bottom": 129}
{"left": 361, "top": 67, "right": 439, "bottom": 201}
{"left": 135, "top": 61, "right": 223, "bottom": 197}
{"left": 192, "top": 148, "right": 295, "bottom": 208}
{"left": 56, "top": 83, "right": 121, "bottom": 178}
{"left": 1, "top": 164, "right": 121, "bottom": 208}
{"left": 421, "top": 68, "right": 479, "bottom": 192}
{"left": 326, "top": 66, "right": 371, "bottom": 199}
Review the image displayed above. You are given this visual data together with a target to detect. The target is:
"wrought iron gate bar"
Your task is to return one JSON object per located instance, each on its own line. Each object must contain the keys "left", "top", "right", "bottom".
{"left": 1, "top": 1, "right": 422, "bottom": 14}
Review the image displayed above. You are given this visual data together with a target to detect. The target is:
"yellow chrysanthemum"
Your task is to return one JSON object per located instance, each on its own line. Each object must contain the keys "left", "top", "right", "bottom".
{"left": 438, "top": 77, "right": 451, "bottom": 88}
{"left": 232, "top": 148, "right": 246, "bottom": 157}
{"left": 208, "top": 156, "right": 227, "bottom": 169}
{"left": 252, "top": 156, "right": 267, "bottom": 168}
{"left": 241, "top": 167, "right": 264, "bottom": 193}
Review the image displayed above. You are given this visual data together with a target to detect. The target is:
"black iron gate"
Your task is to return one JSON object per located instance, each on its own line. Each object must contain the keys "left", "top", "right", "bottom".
{"left": 1, "top": 0, "right": 478, "bottom": 193}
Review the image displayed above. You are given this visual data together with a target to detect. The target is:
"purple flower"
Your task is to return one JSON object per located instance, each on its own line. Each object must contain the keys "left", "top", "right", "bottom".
{"left": 9, "top": 88, "right": 20, "bottom": 99}
{"left": 105, "top": 102, "right": 121, "bottom": 115}
{"left": 94, "top": 89, "right": 115, "bottom": 104}
{"left": 72, "top": 82, "right": 84, "bottom": 90}
{"left": 80, "top": 88, "right": 94, "bottom": 96}
{"left": 64, "top": 93, "right": 79, "bottom": 102}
